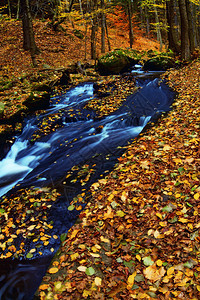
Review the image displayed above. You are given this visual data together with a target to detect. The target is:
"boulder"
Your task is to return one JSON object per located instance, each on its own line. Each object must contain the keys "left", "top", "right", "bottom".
{"left": 23, "top": 91, "right": 50, "bottom": 111}
{"left": 97, "top": 49, "right": 140, "bottom": 75}
{"left": 143, "top": 55, "right": 176, "bottom": 71}
{"left": 0, "top": 102, "right": 5, "bottom": 118}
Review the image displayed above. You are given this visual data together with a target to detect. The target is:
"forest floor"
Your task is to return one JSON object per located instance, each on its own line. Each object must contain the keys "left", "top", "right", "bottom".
{"left": 0, "top": 13, "right": 160, "bottom": 122}
{"left": 38, "top": 60, "right": 200, "bottom": 299}
{"left": 0, "top": 12, "right": 200, "bottom": 300}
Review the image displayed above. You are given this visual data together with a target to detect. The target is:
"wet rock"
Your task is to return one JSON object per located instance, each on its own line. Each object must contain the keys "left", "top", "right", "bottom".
{"left": 23, "top": 91, "right": 50, "bottom": 111}
{"left": 97, "top": 49, "right": 140, "bottom": 75}
{"left": 143, "top": 55, "right": 176, "bottom": 71}
{"left": 0, "top": 102, "right": 5, "bottom": 117}
{"left": 95, "top": 125, "right": 104, "bottom": 134}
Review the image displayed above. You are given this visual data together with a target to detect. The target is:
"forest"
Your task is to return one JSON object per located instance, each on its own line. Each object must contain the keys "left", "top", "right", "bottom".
{"left": 0, "top": 0, "right": 200, "bottom": 299}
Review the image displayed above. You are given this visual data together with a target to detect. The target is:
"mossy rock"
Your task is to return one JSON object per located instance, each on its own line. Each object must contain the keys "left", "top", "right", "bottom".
{"left": 23, "top": 91, "right": 50, "bottom": 110}
{"left": 0, "top": 102, "right": 5, "bottom": 117}
{"left": 143, "top": 55, "right": 176, "bottom": 71}
{"left": 97, "top": 49, "right": 140, "bottom": 75}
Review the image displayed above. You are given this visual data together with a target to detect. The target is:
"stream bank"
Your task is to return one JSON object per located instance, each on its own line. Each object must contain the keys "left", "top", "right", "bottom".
{"left": 37, "top": 60, "right": 200, "bottom": 299}
{"left": 0, "top": 62, "right": 176, "bottom": 299}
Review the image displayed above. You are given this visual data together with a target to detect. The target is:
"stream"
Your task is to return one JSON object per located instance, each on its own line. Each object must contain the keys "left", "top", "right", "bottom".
{"left": 0, "top": 67, "right": 175, "bottom": 299}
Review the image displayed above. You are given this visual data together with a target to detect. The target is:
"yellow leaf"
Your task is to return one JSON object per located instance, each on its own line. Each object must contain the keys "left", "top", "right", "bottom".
{"left": 194, "top": 193, "right": 199, "bottom": 200}
{"left": 185, "top": 269, "right": 193, "bottom": 277}
{"left": 167, "top": 266, "right": 174, "bottom": 276}
{"left": 27, "top": 225, "right": 36, "bottom": 231}
{"left": 70, "top": 229, "right": 79, "bottom": 239}
{"left": 156, "top": 213, "right": 162, "bottom": 219}
{"left": 188, "top": 223, "right": 193, "bottom": 230}
{"left": 94, "top": 277, "right": 102, "bottom": 286}
{"left": 91, "top": 182, "right": 99, "bottom": 190}
{"left": 156, "top": 259, "right": 163, "bottom": 267}
{"left": 154, "top": 230, "right": 164, "bottom": 239}
{"left": 40, "top": 236, "right": 49, "bottom": 241}
{"left": 104, "top": 206, "right": 114, "bottom": 219}
{"left": 179, "top": 218, "right": 188, "bottom": 223}
{"left": 127, "top": 271, "right": 136, "bottom": 290}
{"left": 143, "top": 264, "right": 165, "bottom": 282}
{"left": 163, "top": 145, "right": 171, "bottom": 151}
{"left": 70, "top": 253, "right": 79, "bottom": 261}
{"left": 83, "top": 290, "right": 92, "bottom": 297}
{"left": 108, "top": 194, "right": 114, "bottom": 201}
{"left": 48, "top": 267, "right": 59, "bottom": 274}
{"left": 54, "top": 281, "right": 62, "bottom": 291}
{"left": 91, "top": 245, "right": 99, "bottom": 252}
{"left": 100, "top": 236, "right": 110, "bottom": 243}
{"left": 79, "top": 244, "right": 86, "bottom": 250}
{"left": 65, "top": 282, "right": 72, "bottom": 289}
{"left": 136, "top": 254, "right": 141, "bottom": 261}
{"left": 197, "top": 285, "right": 200, "bottom": 291}
{"left": 159, "top": 221, "right": 167, "bottom": 227}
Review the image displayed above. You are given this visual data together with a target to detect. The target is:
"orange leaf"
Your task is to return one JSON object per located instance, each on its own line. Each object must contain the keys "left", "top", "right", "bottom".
{"left": 48, "top": 267, "right": 59, "bottom": 274}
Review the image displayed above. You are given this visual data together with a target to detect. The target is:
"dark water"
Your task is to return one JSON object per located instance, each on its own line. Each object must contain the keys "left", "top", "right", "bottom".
{"left": 0, "top": 68, "right": 175, "bottom": 299}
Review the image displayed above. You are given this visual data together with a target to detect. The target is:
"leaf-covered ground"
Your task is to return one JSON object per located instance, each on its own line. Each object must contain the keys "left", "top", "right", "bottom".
{"left": 0, "top": 15, "right": 159, "bottom": 123}
{"left": 38, "top": 60, "right": 200, "bottom": 299}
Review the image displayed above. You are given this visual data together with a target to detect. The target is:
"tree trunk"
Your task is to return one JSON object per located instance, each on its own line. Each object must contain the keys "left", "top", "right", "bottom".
{"left": 186, "top": 0, "right": 195, "bottom": 52}
{"left": 8, "top": 0, "right": 11, "bottom": 18}
{"left": 105, "top": 19, "right": 111, "bottom": 51}
{"left": 101, "top": 0, "right": 106, "bottom": 53}
{"left": 153, "top": 0, "right": 163, "bottom": 51}
{"left": 127, "top": 1, "right": 134, "bottom": 48}
{"left": 166, "top": 0, "right": 180, "bottom": 54}
{"left": 178, "top": 0, "right": 191, "bottom": 60}
{"left": 145, "top": 6, "right": 150, "bottom": 38}
{"left": 91, "top": 0, "right": 98, "bottom": 59}
{"left": 16, "top": 0, "right": 20, "bottom": 19}
{"left": 21, "top": 0, "right": 39, "bottom": 67}
{"left": 91, "top": 16, "right": 97, "bottom": 59}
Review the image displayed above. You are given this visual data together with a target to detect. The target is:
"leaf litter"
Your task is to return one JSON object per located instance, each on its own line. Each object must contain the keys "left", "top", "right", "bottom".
{"left": 38, "top": 59, "right": 200, "bottom": 299}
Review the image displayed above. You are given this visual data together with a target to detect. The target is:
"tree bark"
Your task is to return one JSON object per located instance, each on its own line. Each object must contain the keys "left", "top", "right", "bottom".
{"left": 105, "top": 19, "right": 111, "bottom": 51}
{"left": 91, "top": 0, "right": 98, "bottom": 59}
{"left": 153, "top": 0, "right": 163, "bottom": 51}
{"left": 127, "top": 1, "right": 134, "bottom": 48}
{"left": 166, "top": 0, "right": 180, "bottom": 54}
{"left": 186, "top": 0, "right": 196, "bottom": 52}
{"left": 178, "top": 0, "right": 191, "bottom": 60}
{"left": 20, "top": 0, "right": 39, "bottom": 67}
{"left": 101, "top": 0, "right": 106, "bottom": 53}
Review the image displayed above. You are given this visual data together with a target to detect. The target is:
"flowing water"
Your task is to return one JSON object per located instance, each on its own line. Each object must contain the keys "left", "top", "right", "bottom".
{"left": 0, "top": 68, "right": 175, "bottom": 299}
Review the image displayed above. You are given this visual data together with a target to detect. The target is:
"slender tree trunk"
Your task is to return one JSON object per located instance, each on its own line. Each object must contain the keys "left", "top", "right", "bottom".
{"left": 186, "top": 0, "right": 195, "bottom": 52}
{"left": 84, "top": 22, "right": 88, "bottom": 60}
{"left": 178, "top": 0, "right": 191, "bottom": 60}
{"left": 105, "top": 19, "right": 111, "bottom": 51}
{"left": 91, "top": 0, "right": 98, "bottom": 59}
{"left": 16, "top": 0, "right": 20, "bottom": 19}
{"left": 145, "top": 6, "right": 150, "bottom": 38}
{"left": 153, "top": 0, "right": 163, "bottom": 51}
{"left": 91, "top": 16, "right": 97, "bottom": 59}
{"left": 20, "top": 0, "right": 39, "bottom": 67}
{"left": 8, "top": 0, "right": 11, "bottom": 18}
{"left": 166, "top": 0, "right": 180, "bottom": 54}
{"left": 101, "top": 0, "right": 106, "bottom": 53}
{"left": 127, "top": 1, "right": 134, "bottom": 48}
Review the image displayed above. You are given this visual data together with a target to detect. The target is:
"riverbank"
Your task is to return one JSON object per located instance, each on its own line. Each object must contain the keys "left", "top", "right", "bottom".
{"left": 38, "top": 59, "right": 200, "bottom": 299}
{"left": 0, "top": 17, "right": 160, "bottom": 143}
